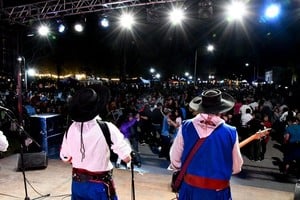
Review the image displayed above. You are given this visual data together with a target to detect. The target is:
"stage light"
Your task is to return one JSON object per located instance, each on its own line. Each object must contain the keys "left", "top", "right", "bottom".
{"left": 207, "top": 44, "right": 214, "bottom": 52}
{"left": 27, "top": 68, "right": 36, "bottom": 77}
{"left": 56, "top": 19, "right": 66, "bottom": 33}
{"left": 265, "top": 3, "right": 281, "bottom": 19}
{"left": 226, "top": 1, "right": 247, "bottom": 21}
{"left": 100, "top": 17, "right": 109, "bottom": 28}
{"left": 119, "top": 13, "right": 135, "bottom": 30}
{"left": 169, "top": 8, "right": 185, "bottom": 25}
{"left": 38, "top": 25, "right": 50, "bottom": 36}
{"left": 58, "top": 24, "right": 66, "bottom": 33}
{"left": 198, "top": 0, "right": 213, "bottom": 19}
{"left": 74, "top": 23, "right": 84, "bottom": 32}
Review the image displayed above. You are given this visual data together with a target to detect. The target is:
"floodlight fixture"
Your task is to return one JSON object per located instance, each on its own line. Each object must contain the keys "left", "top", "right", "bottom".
{"left": 169, "top": 8, "right": 185, "bottom": 25}
{"left": 198, "top": 0, "right": 213, "bottom": 19}
{"left": 150, "top": 68, "right": 155, "bottom": 73}
{"left": 58, "top": 24, "right": 66, "bottom": 33}
{"left": 38, "top": 25, "right": 50, "bottom": 36}
{"left": 265, "top": 3, "right": 281, "bottom": 19}
{"left": 27, "top": 68, "right": 36, "bottom": 77}
{"left": 74, "top": 23, "right": 84, "bottom": 32}
{"left": 119, "top": 12, "right": 135, "bottom": 30}
{"left": 226, "top": 1, "right": 247, "bottom": 21}
{"left": 207, "top": 44, "right": 215, "bottom": 52}
{"left": 100, "top": 17, "right": 110, "bottom": 28}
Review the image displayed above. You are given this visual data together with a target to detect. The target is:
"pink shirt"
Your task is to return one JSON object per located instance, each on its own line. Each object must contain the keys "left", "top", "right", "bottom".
{"left": 170, "top": 114, "right": 243, "bottom": 174}
{"left": 60, "top": 117, "right": 132, "bottom": 172}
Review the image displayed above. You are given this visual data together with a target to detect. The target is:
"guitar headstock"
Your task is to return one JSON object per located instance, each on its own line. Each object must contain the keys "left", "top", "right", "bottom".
{"left": 253, "top": 128, "right": 271, "bottom": 140}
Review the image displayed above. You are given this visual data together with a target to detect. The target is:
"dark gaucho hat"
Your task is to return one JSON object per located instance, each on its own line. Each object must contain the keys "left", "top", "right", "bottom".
{"left": 68, "top": 88, "right": 100, "bottom": 122}
{"left": 189, "top": 89, "right": 235, "bottom": 114}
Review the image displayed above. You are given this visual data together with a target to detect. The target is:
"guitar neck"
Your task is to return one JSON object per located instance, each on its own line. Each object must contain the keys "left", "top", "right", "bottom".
{"left": 239, "top": 129, "right": 270, "bottom": 148}
{"left": 239, "top": 135, "right": 256, "bottom": 148}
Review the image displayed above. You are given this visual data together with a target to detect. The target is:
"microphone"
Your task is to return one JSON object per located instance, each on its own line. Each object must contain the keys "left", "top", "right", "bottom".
{"left": 130, "top": 151, "right": 136, "bottom": 157}
{"left": 0, "top": 105, "right": 11, "bottom": 112}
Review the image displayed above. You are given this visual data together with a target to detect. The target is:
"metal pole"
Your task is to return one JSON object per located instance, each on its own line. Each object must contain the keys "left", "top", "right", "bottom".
{"left": 23, "top": 57, "right": 27, "bottom": 91}
{"left": 17, "top": 60, "right": 23, "bottom": 123}
{"left": 193, "top": 49, "right": 198, "bottom": 86}
{"left": 253, "top": 66, "right": 256, "bottom": 81}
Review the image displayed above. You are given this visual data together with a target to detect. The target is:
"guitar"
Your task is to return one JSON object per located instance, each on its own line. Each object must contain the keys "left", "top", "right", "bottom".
{"left": 239, "top": 128, "right": 271, "bottom": 148}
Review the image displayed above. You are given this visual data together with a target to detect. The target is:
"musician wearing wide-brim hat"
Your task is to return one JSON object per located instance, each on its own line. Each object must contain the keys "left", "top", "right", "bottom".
{"left": 169, "top": 89, "right": 244, "bottom": 200}
{"left": 60, "top": 86, "right": 132, "bottom": 200}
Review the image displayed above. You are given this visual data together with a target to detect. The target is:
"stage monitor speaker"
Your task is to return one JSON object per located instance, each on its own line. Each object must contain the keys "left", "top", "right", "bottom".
{"left": 17, "top": 152, "right": 48, "bottom": 171}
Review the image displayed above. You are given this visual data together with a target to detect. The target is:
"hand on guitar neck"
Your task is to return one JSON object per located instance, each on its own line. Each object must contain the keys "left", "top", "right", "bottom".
{"left": 239, "top": 128, "right": 271, "bottom": 148}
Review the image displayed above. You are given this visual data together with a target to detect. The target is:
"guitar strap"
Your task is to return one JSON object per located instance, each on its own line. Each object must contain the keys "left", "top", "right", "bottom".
{"left": 96, "top": 120, "right": 113, "bottom": 148}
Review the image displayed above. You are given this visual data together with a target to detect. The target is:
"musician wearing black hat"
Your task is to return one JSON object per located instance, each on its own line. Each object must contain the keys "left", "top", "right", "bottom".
{"left": 169, "top": 89, "right": 244, "bottom": 200}
{"left": 60, "top": 86, "right": 132, "bottom": 200}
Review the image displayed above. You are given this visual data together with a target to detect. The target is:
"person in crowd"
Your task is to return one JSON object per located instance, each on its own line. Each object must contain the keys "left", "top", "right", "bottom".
{"left": 239, "top": 98, "right": 252, "bottom": 116}
{"left": 150, "top": 102, "right": 164, "bottom": 152}
{"left": 138, "top": 103, "right": 152, "bottom": 145}
{"left": 241, "top": 108, "right": 253, "bottom": 127}
{"left": 60, "top": 87, "right": 132, "bottom": 200}
{"left": 116, "top": 112, "right": 141, "bottom": 168}
{"left": 168, "top": 107, "right": 183, "bottom": 138}
{"left": 246, "top": 112, "right": 265, "bottom": 161}
{"left": 238, "top": 108, "right": 253, "bottom": 149}
{"left": 261, "top": 114, "right": 272, "bottom": 159}
{"left": 159, "top": 108, "right": 173, "bottom": 160}
{"left": 231, "top": 96, "right": 243, "bottom": 127}
{"left": 0, "top": 130, "right": 8, "bottom": 152}
{"left": 282, "top": 116, "right": 300, "bottom": 174}
{"left": 169, "top": 89, "right": 243, "bottom": 200}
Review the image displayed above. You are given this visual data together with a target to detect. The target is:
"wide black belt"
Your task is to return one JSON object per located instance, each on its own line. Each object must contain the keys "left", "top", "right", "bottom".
{"left": 72, "top": 168, "right": 116, "bottom": 199}
{"left": 72, "top": 168, "right": 112, "bottom": 182}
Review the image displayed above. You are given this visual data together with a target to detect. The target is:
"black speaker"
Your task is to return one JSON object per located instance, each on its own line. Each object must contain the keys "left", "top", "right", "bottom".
{"left": 17, "top": 152, "right": 48, "bottom": 171}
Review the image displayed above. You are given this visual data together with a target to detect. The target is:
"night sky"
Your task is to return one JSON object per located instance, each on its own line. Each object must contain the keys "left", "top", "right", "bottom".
{"left": 7, "top": 0, "right": 300, "bottom": 80}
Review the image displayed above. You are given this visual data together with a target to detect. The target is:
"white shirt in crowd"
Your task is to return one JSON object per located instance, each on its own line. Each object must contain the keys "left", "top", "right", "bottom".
{"left": 0, "top": 131, "right": 9, "bottom": 152}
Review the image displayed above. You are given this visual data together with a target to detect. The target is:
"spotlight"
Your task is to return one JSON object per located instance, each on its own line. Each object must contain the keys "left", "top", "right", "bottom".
{"left": 74, "top": 23, "right": 84, "bottom": 32}
{"left": 207, "top": 44, "right": 214, "bottom": 52}
{"left": 226, "top": 1, "right": 247, "bottom": 21}
{"left": 100, "top": 17, "right": 109, "bottom": 28}
{"left": 169, "top": 8, "right": 185, "bottom": 25}
{"left": 198, "top": 0, "right": 213, "bottom": 19}
{"left": 119, "top": 12, "right": 135, "bottom": 30}
{"left": 38, "top": 25, "right": 50, "bottom": 36}
{"left": 265, "top": 3, "right": 281, "bottom": 19}
{"left": 56, "top": 19, "right": 66, "bottom": 33}
{"left": 58, "top": 24, "right": 66, "bottom": 33}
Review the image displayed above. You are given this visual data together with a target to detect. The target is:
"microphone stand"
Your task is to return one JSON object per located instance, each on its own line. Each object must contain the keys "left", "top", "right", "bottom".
{"left": 1, "top": 109, "right": 49, "bottom": 200}
{"left": 130, "top": 151, "right": 136, "bottom": 200}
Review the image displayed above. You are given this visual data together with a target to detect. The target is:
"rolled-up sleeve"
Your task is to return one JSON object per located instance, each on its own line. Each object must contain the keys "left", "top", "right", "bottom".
{"left": 170, "top": 126, "right": 184, "bottom": 170}
{"left": 232, "top": 133, "right": 243, "bottom": 174}
{"left": 60, "top": 132, "right": 72, "bottom": 163}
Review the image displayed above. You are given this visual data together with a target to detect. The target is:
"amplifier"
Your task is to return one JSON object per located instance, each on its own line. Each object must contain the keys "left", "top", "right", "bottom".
{"left": 16, "top": 152, "right": 48, "bottom": 171}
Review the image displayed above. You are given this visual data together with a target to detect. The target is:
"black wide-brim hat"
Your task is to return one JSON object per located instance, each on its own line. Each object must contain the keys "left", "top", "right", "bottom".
{"left": 68, "top": 88, "right": 101, "bottom": 122}
{"left": 89, "top": 84, "right": 111, "bottom": 114}
{"left": 189, "top": 89, "right": 235, "bottom": 114}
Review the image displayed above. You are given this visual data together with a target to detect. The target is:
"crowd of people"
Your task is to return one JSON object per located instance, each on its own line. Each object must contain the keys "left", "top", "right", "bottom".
{"left": 0, "top": 79, "right": 300, "bottom": 199}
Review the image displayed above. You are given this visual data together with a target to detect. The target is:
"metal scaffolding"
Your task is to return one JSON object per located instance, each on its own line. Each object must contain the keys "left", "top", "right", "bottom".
{"left": 0, "top": 0, "right": 183, "bottom": 24}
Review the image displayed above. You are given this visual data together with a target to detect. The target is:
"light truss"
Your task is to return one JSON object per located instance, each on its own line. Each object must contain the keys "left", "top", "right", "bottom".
{"left": 0, "top": 0, "right": 183, "bottom": 24}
